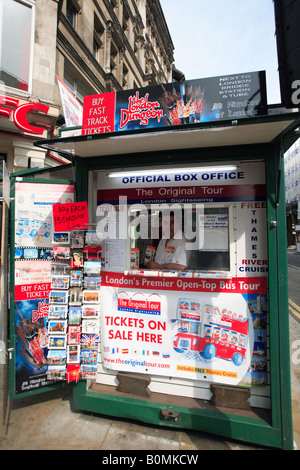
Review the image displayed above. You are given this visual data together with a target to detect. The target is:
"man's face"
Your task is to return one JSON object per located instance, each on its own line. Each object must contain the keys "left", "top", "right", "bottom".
{"left": 162, "top": 215, "right": 175, "bottom": 238}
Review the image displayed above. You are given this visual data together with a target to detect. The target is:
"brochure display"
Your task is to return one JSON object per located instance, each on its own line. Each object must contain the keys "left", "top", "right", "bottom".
{"left": 8, "top": 72, "right": 300, "bottom": 449}
{"left": 13, "top": 182, "right": 74, "bottom": 393}
{"left": 12, "top": 181, "right": 103, "bottom": 391}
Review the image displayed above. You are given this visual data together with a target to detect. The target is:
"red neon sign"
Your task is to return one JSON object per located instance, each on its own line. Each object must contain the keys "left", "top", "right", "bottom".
{"left": 0, "top": 95, "right": 49, "bottom": 135}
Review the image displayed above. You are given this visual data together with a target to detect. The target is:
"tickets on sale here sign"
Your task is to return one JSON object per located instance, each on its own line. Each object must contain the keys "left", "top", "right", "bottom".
{"left": 100, "top": 272, "right": 267, "bottom": 385}
{"left": 52, "top": 201, "right": 89, "bottom": 231}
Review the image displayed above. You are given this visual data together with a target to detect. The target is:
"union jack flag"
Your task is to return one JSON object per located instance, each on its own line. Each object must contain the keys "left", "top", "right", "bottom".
{"left": 81, "top": 334, "right": 99, "bottom": 348}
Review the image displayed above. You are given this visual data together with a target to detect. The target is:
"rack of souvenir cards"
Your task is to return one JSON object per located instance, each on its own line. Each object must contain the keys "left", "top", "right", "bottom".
{"left": 46, "top": 230, "right": 102, "bottom": 382}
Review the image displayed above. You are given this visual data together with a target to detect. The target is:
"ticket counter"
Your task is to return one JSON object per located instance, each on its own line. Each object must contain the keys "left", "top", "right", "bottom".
{"left": 9, "top": 73, "right": 300, "bottom": 449}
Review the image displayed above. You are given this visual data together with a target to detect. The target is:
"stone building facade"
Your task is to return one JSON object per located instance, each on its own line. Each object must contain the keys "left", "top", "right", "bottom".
{"left": 0, "top": 0, "right": 175, "bottom": 173}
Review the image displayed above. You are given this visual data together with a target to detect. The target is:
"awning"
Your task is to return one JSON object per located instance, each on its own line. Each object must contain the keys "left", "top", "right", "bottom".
{"left": 34, "top": 111, "right": 300, "bottom": 160}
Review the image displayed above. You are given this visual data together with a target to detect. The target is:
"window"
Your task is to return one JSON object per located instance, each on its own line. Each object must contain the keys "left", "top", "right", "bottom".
{"left": 122, "top": 7, "right": 129, "bottom": 39}
{"left": 93, "top": 14, "right": 104, "bottom": 63}
{"left": 63, "top": 66, "right": 90, "bottom": 104}
{"left": 110, "top": 43, "right": 118, "bottom": 74}
{"left": 66, "top": 0, "right": 78, "bottom": 29}
{"left": 93, "top": 166, "right": 238, "bottom": 275}
{"left": 0, "top": 0, "right": 34, "bottom": 92}
{"left": 0, "top": 154, "right": 6, "bottom": 198}
{"left": 188, "top": 207, "right": 231, "bottom": 271}
{"left": 129, "top": 205, "right": 232, "bottom": 271}
{"left": 122, "top": 64, "right": 128, "bottom": 89}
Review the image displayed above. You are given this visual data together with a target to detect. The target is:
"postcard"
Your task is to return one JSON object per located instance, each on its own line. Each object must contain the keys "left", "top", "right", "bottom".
{"left": 48, "top": 304, "right": 68, "bottom": 319}
{"left": 51, "top": 275, "right": 70, "bottom": 290}
{"left": 47, "top": 365, "right": 66, "bottom": 381}
{"left": 52, "top": 246, "right": 70, "bottom": 261}
{"left": 80, "top": 333, "right": 100, "bottom": 349}
{"left": 85, "top": 232, "right": 100, "bottom": 245}
{"left": 83, "top": 245, "right": 102, "bottom": 260}
{"left": 67, "top": 325, "right": 81, "bottom": 345}
{"left": 80, "top": 349, "right": 98, "bottom": 365}
{"left": 81, "top": 319, "right": 100, "bottom": 334}
{"left": 52, "top": 232, "right": 70, "bottom": 245}
{"left": 66, "top": 364, "right": 81, "bottom": 382}
{"left": 49, "top": 290, "right": 68, "bottom": 304}
{"left": 47, "top": 349, "right": 67, "bottom": 365}
{"left": 80, "top": 363, "right": 97, "bottom": 378}
{"left": 70, "top": 250, "right": 84, "bottom": 268}
{"left": 68, "top": 306, "right": 82, "bottom": 325}
{"left": 83, "top": 290, "right": 100, "bottom": 303}
{"left": 70, "top": 230, "right": 84, "bottom": 248}
{"left": 83, "top": 276, "right": 101, "bottom": 290}
{"left": 67, "top": 344, "right": 81, "bottom": 364}
{"left": 70, "top": 269, "right": 83, "bottom": 287}
{"left": 51, "top": 261, "right": 70, "bottom": 275}
{"left": 81, "top": 304, "right": 100, "bottom": 318}
{"left": 48, "top": 320, "right": 67, "bottom": 335}
{"left": 69, "top": 287, "right": 83, "bottom": 305}
{"left": 48, "top": 335, "right": 67, "bottom": 349}
{"left": 84, "top": 261, "right": 101, "bottom": 275}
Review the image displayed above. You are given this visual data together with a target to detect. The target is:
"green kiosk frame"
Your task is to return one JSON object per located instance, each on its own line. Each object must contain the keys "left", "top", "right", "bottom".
{"left": 8, "top": 77, "right": 300, "bottom": 450}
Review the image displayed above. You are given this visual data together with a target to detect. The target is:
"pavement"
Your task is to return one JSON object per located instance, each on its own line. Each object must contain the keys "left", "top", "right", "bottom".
{"left": 0, "top": 384, "right": 275, "bottom": 451}
{"left": 2, "top": 338, "right": 299, "bottom": 452}
{"left": 0, "top": 250, "right": 300, "bottom": 452}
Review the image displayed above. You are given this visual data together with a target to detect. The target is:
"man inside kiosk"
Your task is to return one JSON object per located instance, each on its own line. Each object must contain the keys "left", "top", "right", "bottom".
{"left": 145, "top": 211, "right": 187, "bottom": 271}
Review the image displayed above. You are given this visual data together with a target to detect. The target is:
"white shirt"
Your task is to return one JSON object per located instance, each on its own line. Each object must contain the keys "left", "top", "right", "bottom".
{"left": 155, "top": 231, "right": 187, "bottom": 267}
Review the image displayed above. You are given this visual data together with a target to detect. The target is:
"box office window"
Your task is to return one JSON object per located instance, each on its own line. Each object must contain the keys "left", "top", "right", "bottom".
{"left": 129, "top": 205, "right": 232, "bottom": 272}
{"left": 90, "top": 165, "right": 242, "bottom": 275}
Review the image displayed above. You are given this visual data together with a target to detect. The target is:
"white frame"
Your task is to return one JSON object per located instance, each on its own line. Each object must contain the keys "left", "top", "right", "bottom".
{"left": 90, "top": 169, "right": 238, "bottom": 277}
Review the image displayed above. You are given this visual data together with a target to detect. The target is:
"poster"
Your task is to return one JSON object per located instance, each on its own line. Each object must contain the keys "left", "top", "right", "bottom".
{"left": 82, "top": 71, "right": 267, "bottom": 135}
{"left": 56, "top": 74, "right": 83, "bottom": 127}
{"left": 15, "top": 182, "right": 74, "bottom": 247}
{"left": 101, "top": 272, "right": 267, "bottom": 386}
{"left": 14, "top": 260, "right": 51, "bottom": 393}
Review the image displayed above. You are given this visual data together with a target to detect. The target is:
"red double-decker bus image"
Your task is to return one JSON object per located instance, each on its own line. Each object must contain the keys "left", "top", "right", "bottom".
{"left": 172, "top": 299, "right": 249, "bottom": 366}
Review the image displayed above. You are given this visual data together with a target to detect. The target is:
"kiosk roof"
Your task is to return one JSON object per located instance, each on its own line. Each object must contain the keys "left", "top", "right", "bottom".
{"left": 34, "top": 111, "right": 300, "bottom": 160}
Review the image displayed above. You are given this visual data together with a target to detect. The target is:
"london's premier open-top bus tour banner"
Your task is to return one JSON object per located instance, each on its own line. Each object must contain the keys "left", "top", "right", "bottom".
{"left": 82, "top": 71, "right": 267, "bottom": 135}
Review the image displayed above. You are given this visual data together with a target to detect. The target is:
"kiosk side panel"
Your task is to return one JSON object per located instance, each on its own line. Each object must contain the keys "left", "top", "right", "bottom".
{"left": 10, "top": 178, "right": 75, "bottom": 398}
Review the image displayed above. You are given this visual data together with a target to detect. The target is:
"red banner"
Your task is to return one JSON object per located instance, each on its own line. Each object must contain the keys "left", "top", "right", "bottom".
{"left": 97, "top": 184, "right": 266, "bottom": 205}
{"left": 102, "top": 272, "right": 267, "bottom": 294}
{"left": 14, "top": 282, "right": 51, "bottom": 301}
{"left": 82, "top": 91, "right": 116, "bottom": 135}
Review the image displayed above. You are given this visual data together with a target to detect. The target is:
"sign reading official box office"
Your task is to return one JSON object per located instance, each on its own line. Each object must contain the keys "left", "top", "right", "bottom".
{"left": 52, "top": 202, "right": 89, "bottom": 231}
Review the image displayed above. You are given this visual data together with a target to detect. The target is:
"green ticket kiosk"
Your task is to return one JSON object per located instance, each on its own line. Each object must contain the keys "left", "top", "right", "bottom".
{"left": 8, "top": 72, "right": 300, "bottom": 449}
